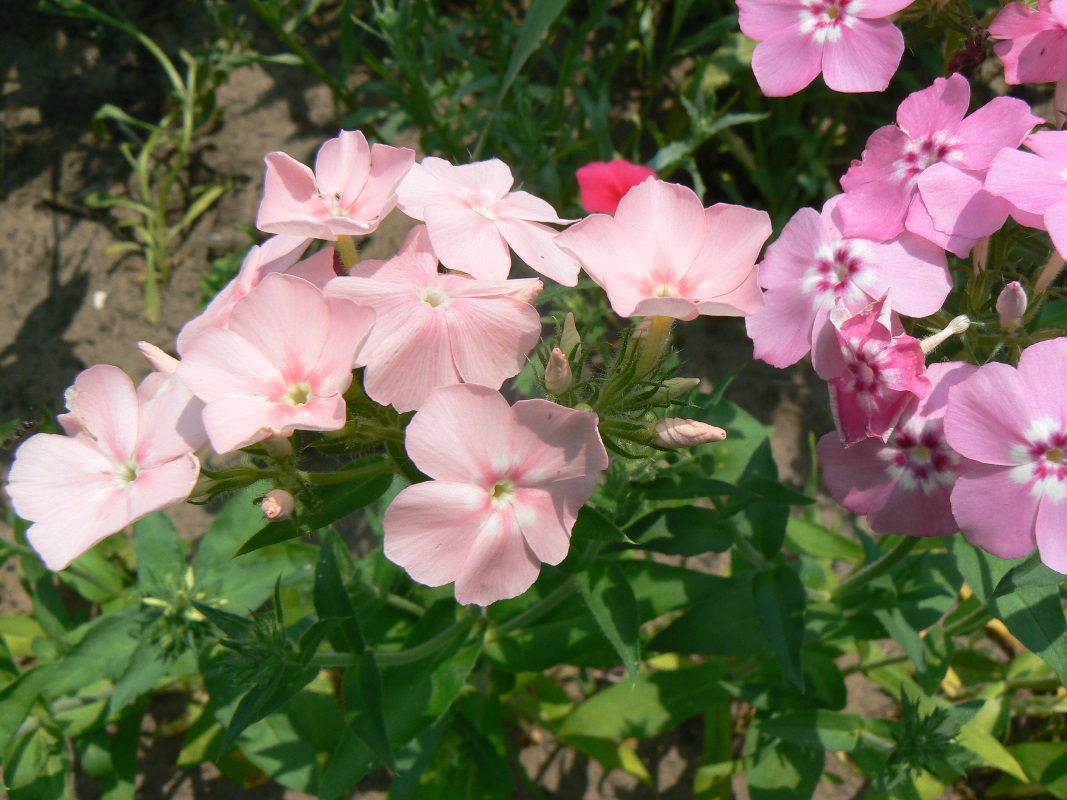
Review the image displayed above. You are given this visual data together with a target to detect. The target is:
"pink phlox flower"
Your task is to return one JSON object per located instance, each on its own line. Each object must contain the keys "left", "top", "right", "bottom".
{"left": 837, "top": 74, "right": 1042, "bottom": 256}
{"left": 256, "top": 129, "right": 415, "bottom": 241}
{"left": 176, "top": 273, "right": 374, "bottom": 454}
{"left": 813, "top": 293, "right": 931, "bottom": 446}
{"left": 134, "top": 341, "right": 208, "bottom": 453}
{"left": 986, "top": 130, "right": 1067, "bottom": 258}
{"left": 746, "top": 195, "right": 950, "bottom": 368}
{"left": 176, "top": 234, "right": 336, "bottom": 351}
{"left": 576, "top": 159, "right": 658, "bottom": 214}
{"left": 990, "top": 0, "right": 1067, "bottom": 85}
{"left": 818, "top": 361, "right": 978, "bottom": 537}
{"left": 325, "top": 225, "right": 543, "bottom": 413}
{"left": 383, "top": 384, "right": 609, "bottom": 605}
{"left": 737, "top": 0, "right": 913, "bottom": 97}
{"left": 395, "top": 156, "right": 580, "bottom": 286}
{"left": 944, "top": 337, "right": 1067, "bottom": 571}
{"left": 6, "top": 364, "right": 201, "bottom": 570}
{"left": 555, "top": 177, "right": 771, "bottom": 320}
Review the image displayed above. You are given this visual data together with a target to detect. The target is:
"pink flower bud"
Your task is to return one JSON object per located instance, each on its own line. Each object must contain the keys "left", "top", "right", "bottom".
{"left": 261, "top": 489, "right": 295, "bottom": 521}
{"left": 653, "top": 418, "right": 727, "bottom": 449}
{"left": 652, "top": 377, "right": 700, "bottom": 404}
{"left": 510, "top": 279, "right": 544, "bottom": 306}
{"left": 560, "top": 312, "right": 582, "bottom": 359}
{"left": 138, "top": 341, "right": 179, "bottom": 375}
{"left": 544, "top": 348, "right": 573, "bottom": 394}
{"left": 996, "top": 281, "right": 1027, "bottom": 330}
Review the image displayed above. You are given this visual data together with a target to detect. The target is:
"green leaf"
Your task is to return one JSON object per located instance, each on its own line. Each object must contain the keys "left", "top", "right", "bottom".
{"left": 953, "top": 538, "right": 1067, "bottom": 684}
{"left": 734, "top": 501, "right": 790, "bottom": 560}
{"left": 761, "top": 710, "right": 865, "bottom": 752}
{"left": 626, "top": 506, "right": 732, "bottom": 555}
{"left": 994, "top": 549, "right": 1066, "bottom": 597}
{"left": 313, "top": 530, "right": 365, "bottom": 655}
{"left": 571, "top": 505, "right": 634, "bottom": 545}
{"left": 786, "top": 517, "right": 865, "bottom": 564}
{"left": 347, "top": 652, "right": 395, "bottom": 770}
{"left": 193, "top": 485, "right": 272, "bottom": 574}
{"left": 872, "top": 605, "right": 927, "bottom": 676}
{"left": 752, "top": 565, "right": 806, "bottom": 689}
{"left": 493, "top": 0, "right": 569, "bottom": 112}
{"left": 236, "top": 461, "right": 393, "bottom": 555}
{"left": 319, "top": 724, "right": 376, "bottom": 800}
{"left": 746, "top": 720, "right": 823, "bottom": 800}
{"left": 558, "top": 663, "right": 728, "bottom": 740}
{"left": 5, "top": 724, "right": 72, "bottom": 800}
{"left": 134, "top": 511, "right": 186, "bottom": 595}
{"left": 648, "top": 574, "right": 769, "bottom": 658}
{"left": 576, "top": 561, "right": 640, "bottom": 677}
{"left": 1004, "top": 742, "right": 1067, "bottom": 798}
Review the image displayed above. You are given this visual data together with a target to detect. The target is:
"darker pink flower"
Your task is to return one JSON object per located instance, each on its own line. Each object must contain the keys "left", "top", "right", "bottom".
{"left": 555, "top": 178, "right": 771, "bottom": 319}
{"left": 256, "top": 130, "right": 415, "bottom": 241}
{"left": 813, "top": 293, "right": 930, "bottom": 446}
{"left": 326, "top": 227, "right": 543, "bottom": 412}
{"left": 746, "top": 195, "right": 950, "bottom": 368}
{"left": 945, "top": 338, "right": 1067, "bottom": 571}
{"left": 818, "top": 362, "right": 978, "bottom": 537}
{"left": 737, "top": 0, "right": 913, "bottom": 96}
{"left": 383, "top": 384, "right": 609, "bottom": 605}
{"left": 989, "top": 0, "right": 1067, "bottom": 85}
{"left": 396, "top": 157, "right": 580, "bottom": 285}
{"left": 836, "top": 74, "right": 1041, "bottom": 256}
{"left": 176, "top": 273, "right": 374, "bottom": 453}
{"left": 6, "top": 365, "right": 201, "bottom": 570}
{"left": 576, "top": 159, "right": 658, "bottom": 214}
{"left": 985, "top": 131, "right": 1067, "bottom": 258}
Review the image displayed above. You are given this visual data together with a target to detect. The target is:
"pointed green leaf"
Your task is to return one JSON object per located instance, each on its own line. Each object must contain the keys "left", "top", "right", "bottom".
{"left": 134, "top": 511, "right": 186, "bottom": 595}
{"left": 576, "top": 560, "right": 640, "bottom": 677}
{"left": 994, "top": 549, "right": 1065, "bottom": 597}
{"left": 346, "top": 651, "right": 395, "bottom": 769}
{"left": 752, "top": 565, "right": 806, "bottom": 689}
{"left": 313, "top": 531, "right": 365, "bottom": 655}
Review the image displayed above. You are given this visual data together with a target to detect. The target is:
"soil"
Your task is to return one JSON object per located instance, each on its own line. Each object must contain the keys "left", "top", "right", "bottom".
{"left": 0, "top": 5, "right": 894, "bottom": 799}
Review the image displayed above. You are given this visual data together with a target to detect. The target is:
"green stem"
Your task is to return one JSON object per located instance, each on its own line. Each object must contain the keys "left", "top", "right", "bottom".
{"left": 336, "top": 235, "right": 360, "bottom": 272}
{"left": 487, "top": 578, "right": 578, "bottom": 642}
{"left": 829, "top": 536, "right": 920, "bottom": 601}
{"left": 299, "top": 457, "right": 395, "bottom": 486}
{"left": 313, "top": 617, "right": 472, "bottom": 668}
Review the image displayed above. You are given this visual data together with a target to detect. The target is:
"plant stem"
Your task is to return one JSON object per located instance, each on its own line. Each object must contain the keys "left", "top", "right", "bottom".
{"left": 829, "top": 536, "right": 920, "bottom": 601}
{"left": 336, "top": 235, "right": 360, "bottom": 271}
{"left": 487, "top": 578, "right": 578, "bottom": 642}
{"left": 312, "top": 617, "right": 472, "bottom": 668}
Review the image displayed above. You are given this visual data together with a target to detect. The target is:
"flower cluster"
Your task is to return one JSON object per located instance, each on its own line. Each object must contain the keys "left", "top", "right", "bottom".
{"left": 740, "top": 26, "right": 1067, "bottom": 571}
{"left": 5, "top": 136, "right": 769, "bottom": 603}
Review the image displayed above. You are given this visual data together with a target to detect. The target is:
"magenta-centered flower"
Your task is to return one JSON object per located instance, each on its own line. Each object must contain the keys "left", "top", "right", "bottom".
{"left": 556, "top": 178, "right": 771, "bottom": 320}
{"left": 813, "top": 293, "right": 930, "bottom": 446}
{"left": 326, "top": 227, "right": 543, "bottom": 413}
{"left": 945, "top": 338, "right": 1067, "bottom": 572}
{"left": 396, "top": 156, "right": 580, "bottom": 285}
{"left": 746, "top": 195, "right": 950, "bottom": 368}
{"left": 986, "top": 131, "right": 1067, "bottom": 259}
{"left": 6, "top": 364, "right": 202, "bottom": 570}
{"left": 257, "top": 130, "right": 415, "bottom": 241}
{"left": 737, "top": 0, "right": 913, "bottom": 96}
{"left": 837, "top": 74, "right": 1041, "bottom": 257}
{"left": 989, "top": 0, "right": 1067, "bottom": 85}
{"left": 383, "top": 384, "right": 610, "bottom": 606}
{"left": 177, "top": 273, "right": 374, "bottom": 454}
{"left": 819, "top": 362, "right": 978, "bottom": 537}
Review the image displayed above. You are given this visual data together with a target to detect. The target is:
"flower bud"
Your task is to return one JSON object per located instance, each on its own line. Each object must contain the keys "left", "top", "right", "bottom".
{"left": 971, "top": 236, "right": 989, "bottom": 274}
{"left": 138, "top": 341, "right": 179, "bottom": 375}
{"left": 652, "top": 418, "right": 727, "bottom": 449}
{"left": 996, "top": 281, "right": 1027, "bottom": 331}
{"left": 560, "top": 312, "right": 582, "bottom": 359}
{"left": 920, "top": 315, "right": 970, "bottom": 355}
{"left": 652, "top": 377, "right": 700, "bottom": 405}
{"left": 261, "top": 489, "right": 295, "bottom": 521}
{"left": 544, "top": 348, "right": 573, "bottom": 394}
{"left": 510, "top": 279, "right": 544, "bottom": 306}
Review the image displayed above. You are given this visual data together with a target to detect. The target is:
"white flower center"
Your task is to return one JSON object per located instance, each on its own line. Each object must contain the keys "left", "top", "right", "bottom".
{"left": 286, "top": 381, "right": 313, "bottom": 406}
{"left": 115, "top": 462, "right": 140, "bottom": 485}
{"left": 420, "top": 286, "right": 451, "bottom": 308}
{"left": 878, "top": 419, "right": 959, "bottom": 495}
{"left": 1011, "top": 417, "right": 1067, "bottom": 502}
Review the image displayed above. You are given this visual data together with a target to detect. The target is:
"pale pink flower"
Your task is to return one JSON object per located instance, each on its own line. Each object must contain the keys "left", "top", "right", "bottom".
{"left": 737, "top": 0, "right": 913, "bottom": 97}
{"left": 326, "top": 227, "right": 543, "bottom": 413}
{"left": 256, "top": 130, "right": 415, "bottom": 241}
{"left": 813, "top": 293, "right": 930, "bottom": 446}
{"left": 383, "top": 384, "right": 609, "bottom": 605}
{"left": 818, "top": 362, "right": 978, "bottom": 537}
{"left": 576, "top": 159, "right": 658, "bottom": 214}
{"left": 945, "top": 337, "right": 1067, "bottom": 571}
{"left": 555, "top": 178, "right": 771, "bottom": 319}
{"left": 985, "top": 131, "right": 1067, "bottom": 258}
{"left": 177, "top": 235, "right": 341, "bottom": 351}
{"left": 746, "top": 195, "right": 950, "bottom": 368}
{"left": 989, "top": 0, "right": 1067, "bottom": 85}
{"left": 176, "top": 273, "right": 374, "bottom": 454}
{"left": 837, "top": 74, "right": 1041, "bottom": 256}
{"left": 395, "top": 156, "right": 580, "bottom": 285}
{"left": 6, "top": 365, "right": 201, "bottom": 570}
